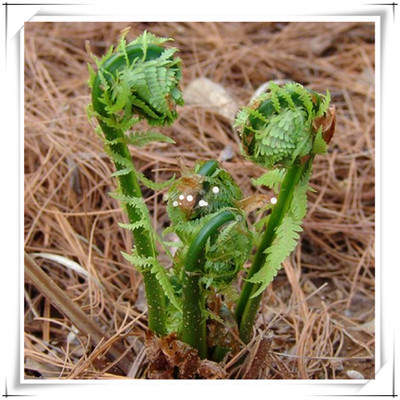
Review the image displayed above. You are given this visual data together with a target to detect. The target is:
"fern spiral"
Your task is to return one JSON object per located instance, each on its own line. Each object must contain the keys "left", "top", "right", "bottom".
{"left": 88, "top": 30, "right": 183, "bottom": 130}
{"left": 164, "top": 161, "right": 252, "bottom": 356}
{"left": 234, "top": 81, "right": 334, "bottom": 168}
{"left": 166, "top": 160, "right": 252, "bottom": 288}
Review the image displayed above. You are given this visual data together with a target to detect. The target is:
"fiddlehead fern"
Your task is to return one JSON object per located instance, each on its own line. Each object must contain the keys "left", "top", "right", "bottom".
{"left": 235, "top": 81, "right": 334, "bottom": 168}
{"left": 165, "top": 161, "right": 252, "bottom": 356}
{"left": 87, "top": 30, "right": 184, "bottom": 337}
{"left": 88, "top": 30, "right": 183, "bottom": 129}
{"left": 166, "top": 161, "right": 252, "bottom": 287}
{"left": 234, "top": 81, "right": 335, "bottom": 343}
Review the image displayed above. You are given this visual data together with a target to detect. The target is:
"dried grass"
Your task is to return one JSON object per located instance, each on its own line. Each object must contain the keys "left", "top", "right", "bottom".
{"left": 24, "top": 21, "right": 375, "bottom": 379}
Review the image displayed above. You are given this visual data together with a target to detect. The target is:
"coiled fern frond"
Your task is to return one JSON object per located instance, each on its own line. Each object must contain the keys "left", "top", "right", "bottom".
{"left": 165, "top": 161, "right": 252, "bottom": 288}
{"left": 234, "top": 81, "right": 336, "bottom": 343}
{"left": 234, "top": 81, "right": 335, "bottom": 168}
{"left": 88, "top": 29, "right": 184, "bottom": 129}
{"left": 87, "top": 30, "right": 185, "bottom": 337}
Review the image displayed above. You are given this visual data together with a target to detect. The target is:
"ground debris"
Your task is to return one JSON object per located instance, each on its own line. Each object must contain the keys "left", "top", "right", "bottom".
{"left": 145, "top": 332, "right": 227, "bottom": 379}
{"left": 346, "top": 369, "right": 365, "bottom": 379}
{"left": 242, "top": 330, "right": 274, "bottom": 379}
{"left": 183, "top": 77, "right": 238, "bottom": 122}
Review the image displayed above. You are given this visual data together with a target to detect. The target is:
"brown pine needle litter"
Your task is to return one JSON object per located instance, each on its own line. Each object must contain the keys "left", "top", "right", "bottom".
{"left": 24, "top": 22, "right": 375, "bottom": 379}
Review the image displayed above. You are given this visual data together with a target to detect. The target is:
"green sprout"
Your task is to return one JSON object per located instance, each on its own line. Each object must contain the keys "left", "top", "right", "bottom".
{"left": 87, "top": 30, "right": 184, "bottom": 337}
{"left": 234, "top": 81, "right": 335, "bottom": 343}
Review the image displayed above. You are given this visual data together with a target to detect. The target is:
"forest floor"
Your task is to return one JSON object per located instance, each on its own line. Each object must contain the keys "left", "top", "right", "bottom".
{"left": 24, "top": 21, "right": 375, "bottom": 379}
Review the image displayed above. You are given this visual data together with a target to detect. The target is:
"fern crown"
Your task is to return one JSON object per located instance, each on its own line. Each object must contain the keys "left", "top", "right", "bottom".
{"left": 234, "top": 81, "right": 333, "bottom": 168}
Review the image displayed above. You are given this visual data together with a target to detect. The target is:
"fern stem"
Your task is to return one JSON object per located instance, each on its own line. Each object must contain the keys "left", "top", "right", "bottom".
{"left": 198, "top": 160, "right": 219, "bottom": 177}
{"left": 236, "top": 160, "right": 309, "bottom": 343}
{"left": 91, "top": 45, "right": 167, "bottom": 336}
{"left": 182, "top": 210, "right": 236, "bottom": 358}
{"left": 99, "top": 122, "right": 167, "bottom": 337}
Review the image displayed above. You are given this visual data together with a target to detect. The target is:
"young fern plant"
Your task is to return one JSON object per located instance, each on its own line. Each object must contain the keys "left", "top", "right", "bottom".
{"left": 234, "top": 81, "right": 335, "bottom": 343}
{"left": 87, "top": 29, "right": 335, "bottom": 364}
{"left": 87, "top": 30, "right": 184, "bottom": 337}
{"left": 87, "top": 30, "right": 251, "bottom": 356}
{"left": 165, "top": 160, "right": 252, "bottom": 358}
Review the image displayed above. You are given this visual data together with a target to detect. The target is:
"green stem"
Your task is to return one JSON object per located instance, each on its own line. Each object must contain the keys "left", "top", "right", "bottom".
{"left": 198, "top": 160, "right": 218, "bottom": 177}
{"left": 235, "top": 161, "right": 309, "bottom": 343}
{"left": 91, "top": 45, "right": 167, "bottom": 336}
{"left": 182, "top": 210, "right": 236, "bottom": 359}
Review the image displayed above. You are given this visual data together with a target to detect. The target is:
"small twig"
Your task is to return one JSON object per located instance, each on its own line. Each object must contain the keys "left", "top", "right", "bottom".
{"left": 273, "top": 352, "right": 373, "bottom": 361}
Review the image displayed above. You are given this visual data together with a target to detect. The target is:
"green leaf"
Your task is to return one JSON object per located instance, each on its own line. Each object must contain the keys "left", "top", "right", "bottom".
{"left": 150, "top": 260, "right": 182, "bottom": 312}
{"left": 278, "top": 85, "right": 296, "bottom": 109}
{"left": 286, "top": 82, "right": 314, "bottom": 117}
{"left": 252, "top": 168, "right": 286, "bottom": 192}
{"left": 312, "top": 126, "right": 328, "bottom": 155}
{"left": 87, "top": 63, "right": 97, "bottom": 88}
{"left": 290, "top": 169, "right": 310, "bottom": 222}
{"left": 253, "top": 214, "right": 270, "bottom": 232}
{"left": 132, "top": 30, "right": 172, "bottom": 46}
{"left": 109, "top": 192, "right": 151, "bottom": 227}
{"left": 136, "top": 171, "right": 176, "bottom": 190}
{"left": 248, "top": 214, "right": 303, "bottom": 297}
{"left": 316, "top": 89, "right": 331, "bottom": 117}
{"left": 121, "top": 250, "right": 153, "bottom": 269}
{"left": 111, "top": 166, "right": 134, "bottom": 177}
{"left": 106, "top": 150, "right": 133, "bottom": 169}
{"left": 125, "top": 131, "right": 175, "bottom": 147}
{"left": 269, "top": 81, "right": 281, "bottom": 113}
{"left": 244, "top": 106, "right": 270, "bottom": 124}
{"left": 118, "top": 221, "right": 146, "bottom": 231}
{"left": 121, "top": 248, "right": 181, "bottom": 312}
{"left": 161, "top": 240, "right": 183, "bottom": 248}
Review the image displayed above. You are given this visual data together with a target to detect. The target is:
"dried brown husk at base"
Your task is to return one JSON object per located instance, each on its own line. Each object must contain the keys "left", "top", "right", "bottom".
{"left": 24, "top": 21, "right": 375, "bottom": 379}
{"left": 145, "top": 332, "right": 227, "bottom": 379}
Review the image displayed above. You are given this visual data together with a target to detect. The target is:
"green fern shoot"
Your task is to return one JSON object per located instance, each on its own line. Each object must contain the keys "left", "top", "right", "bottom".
{"left": 234, "top": 81, "right": 335, "bottom": 343}
{"left": 87, "top": 29, "right": 183, "bottom": 337}
{"left": 165, "top": 160, "right": 252, "bottom": 358}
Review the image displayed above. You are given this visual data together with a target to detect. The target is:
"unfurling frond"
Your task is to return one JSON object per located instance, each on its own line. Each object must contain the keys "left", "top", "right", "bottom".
{"left": 203, "top": 216, "right": 253, "bottom": 287}
{"left": 166, "top": 161, "right": 253, "bottom": 290}
{"left": 234, "top": 81, "right": 335, "bottom": 168}
{"left": 87, "top": 29, "right": 184, "bottom": 336}
{"left": 122, "top": 249, "right": 181, "bottom": 312}
{"left": 252, "top": 168, "right": 286, "bottom": 192}
{"left": 247, "top": 167, "right": 312, "bottom": 298}
{"left": 89, "top": 30, "right": 183, "bottom": 131}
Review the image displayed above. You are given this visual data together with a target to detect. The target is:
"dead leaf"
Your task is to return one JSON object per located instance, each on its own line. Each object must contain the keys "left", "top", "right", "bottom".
{"left": 313, "top": 105, "right": 336, "bottom": 145}
{"left": 243, "top": 331, "right": 273, "bottom": 379}
{"left": 145, "top": 332, "right": 227, "bottom": 379}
